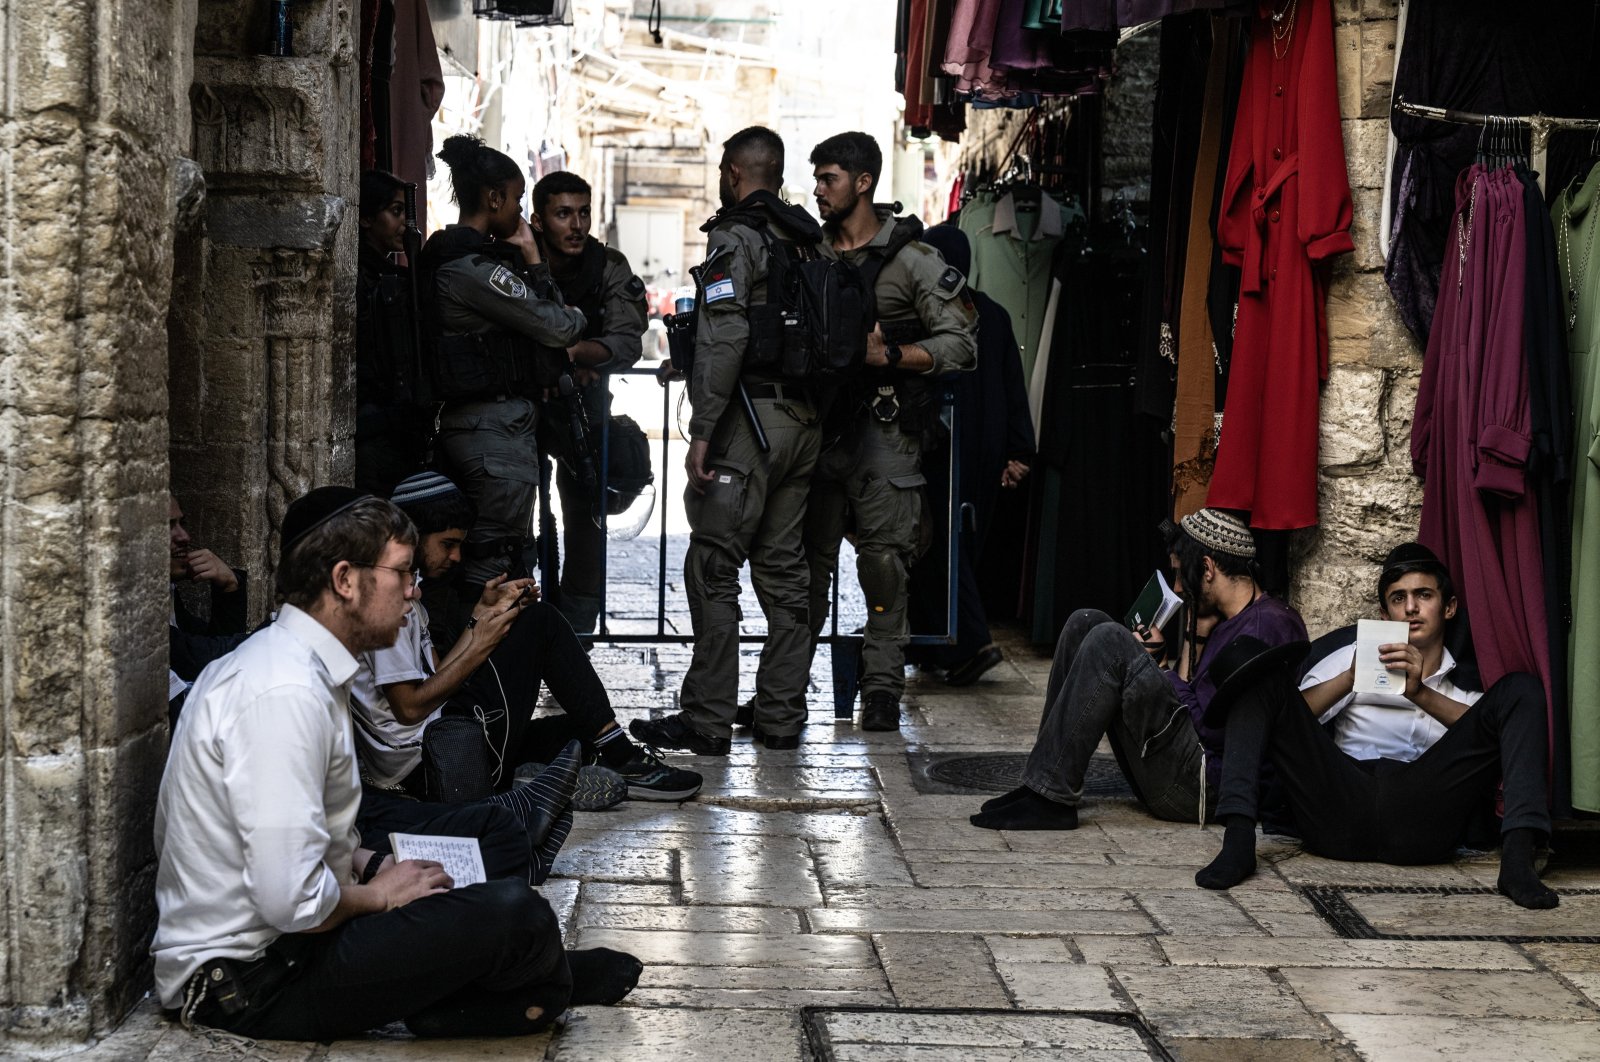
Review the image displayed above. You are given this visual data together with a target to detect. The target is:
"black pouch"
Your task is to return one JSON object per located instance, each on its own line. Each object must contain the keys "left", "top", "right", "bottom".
{"left": 421, "top": 714, "right": 492, "bottom": 803}
{"left": 433, "top": 333, "right": 502, "bottom": 402}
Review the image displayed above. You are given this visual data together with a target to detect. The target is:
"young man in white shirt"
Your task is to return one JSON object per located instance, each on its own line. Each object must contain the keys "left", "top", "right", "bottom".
{"left": 1196, "top": 542, "right": 1557, "bottom": 909}
{"left": 153, "top": 488, "right": 640, "bottom": 1041}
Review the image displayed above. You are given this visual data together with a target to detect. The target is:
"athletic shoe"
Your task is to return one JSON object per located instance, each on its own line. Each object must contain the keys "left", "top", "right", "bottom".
{"left": 513, "top": 761, "right": 628, "bottom": 812}
{"left": 629, "top": 711, "right": 731, "bottom": 756}
{"left": 860, "top": 691, "right": 901, "bottom": 731}
{"left": 614, "top": 745, "right": 704, "bottom": 801}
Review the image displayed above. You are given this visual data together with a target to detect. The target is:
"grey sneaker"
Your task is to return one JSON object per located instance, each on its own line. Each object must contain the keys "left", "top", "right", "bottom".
{"left": 513, "top": 761, "right": 628, "bottom": 811}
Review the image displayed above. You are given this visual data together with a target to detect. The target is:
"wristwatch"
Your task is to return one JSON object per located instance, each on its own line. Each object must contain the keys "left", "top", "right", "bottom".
{"left": 884, "top": 343, "right": 903, "bottom": 368}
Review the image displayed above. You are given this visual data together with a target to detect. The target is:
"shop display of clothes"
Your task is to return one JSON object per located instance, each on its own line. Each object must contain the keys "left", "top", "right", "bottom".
{"left": 1555, "top": 162, "right": 1600, "bottom": 814}
{"left": 1056, "top": 0, "right": 1243, "bottom": 31}
{"left": 960, "top": 187, "right": 1083, "bottom": 378}
{"left": 1207, "top": 0, "right": 1353, "bottom": 531}
{"left": 1386, "top": 0, "right": 1600, "bottom": 344}
{"left": 1412, "top": 163, "right": 1554, "bottom": 758}
{"left": 360, "top": 0, "right": 444, "bottom": 229}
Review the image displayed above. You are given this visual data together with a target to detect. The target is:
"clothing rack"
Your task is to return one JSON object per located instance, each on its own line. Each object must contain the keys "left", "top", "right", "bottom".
{"left": 1393, "top": 95, "right": 1600, "bottom": 191}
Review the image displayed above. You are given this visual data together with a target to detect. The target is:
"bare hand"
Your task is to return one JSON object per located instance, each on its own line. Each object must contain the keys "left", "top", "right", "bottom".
{"left": 686, "top": 439, "right": 716, "bottom": 495}
{"left": 864, "top": 325, "right": 889, "bottom": 367}
{"left": 478, "top": 574, "right": 538, "bottom": 611}
{"left": 373, "top": 858, "right": 452, "bottom": 910}
{"left": 183, "top": 548, "right": 239, "bottom": 593}
{"left": 656, "top": 362, "right": 682, "bottom": 385}
{"left": 1379, "top": 641, "right": 1426, "bottom": 699}
{"left": 1133, "top": 623, "right": 1165, "bottom": 659}
{"left": 505, "top": 217, "right": 541, "bottom": 266}
{"left": 573, "top": 367, "right": 599, "bottom": 388}
{"left": 1001, "top": 460, "right": 1030, "bottom": 489}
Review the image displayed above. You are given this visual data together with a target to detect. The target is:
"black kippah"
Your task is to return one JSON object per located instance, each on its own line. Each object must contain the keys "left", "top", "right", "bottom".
{"left": 1381, "top": 541, "right": 1445, "bottom": 577}
{"left": 281, "top": 486, "right": 370, "bottom": 555}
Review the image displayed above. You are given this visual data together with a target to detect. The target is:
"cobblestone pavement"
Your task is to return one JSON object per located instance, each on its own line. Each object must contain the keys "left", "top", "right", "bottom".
{"left": 45, "top": 535, "right": 1600, "bottom": 1061}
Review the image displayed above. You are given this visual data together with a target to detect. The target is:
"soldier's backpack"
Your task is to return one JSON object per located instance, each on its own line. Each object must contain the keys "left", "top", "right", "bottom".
{"left": 743, "top": 227, "right": 871, "bottom": 380}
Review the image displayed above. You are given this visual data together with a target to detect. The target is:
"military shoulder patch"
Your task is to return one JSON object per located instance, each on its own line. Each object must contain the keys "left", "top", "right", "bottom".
{"left": 937, "top": 266, "right": 964, "bottom": 294}
{"left": 704, "top": 274, "right": 736, "bottom": 304}
{"left": 489, "top": 264, "right": 527, "bottom": 299}
{"left": 623, "top": 275, "right": 646, "bottom": 300}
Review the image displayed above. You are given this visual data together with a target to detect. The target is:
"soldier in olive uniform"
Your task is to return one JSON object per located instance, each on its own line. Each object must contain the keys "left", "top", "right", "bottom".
{"left": 421, "top": 134, "right": 586, "bottom": 588}
{"left": 630, "top": 126, "right": 828, "bottom": 755}
{"left": 806, "top": 132, "right": 978, "bottom": 732}
{"left": 532, "top": 171, "right": 649, "bottom": 633}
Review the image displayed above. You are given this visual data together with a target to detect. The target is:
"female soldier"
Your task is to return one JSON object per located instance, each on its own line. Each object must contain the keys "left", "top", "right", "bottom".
{"left": 419, "top": 135, "right": 587, "bottom": 587}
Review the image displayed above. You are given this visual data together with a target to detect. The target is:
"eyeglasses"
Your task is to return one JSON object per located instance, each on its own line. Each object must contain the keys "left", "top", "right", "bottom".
{"left": 354, "top": 563, "right": 417, "bottom": 588}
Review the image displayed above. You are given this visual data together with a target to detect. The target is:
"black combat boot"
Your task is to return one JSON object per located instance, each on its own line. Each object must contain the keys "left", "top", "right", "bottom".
{"left": 860, "top": 691, "right": 901, "bottom": 732}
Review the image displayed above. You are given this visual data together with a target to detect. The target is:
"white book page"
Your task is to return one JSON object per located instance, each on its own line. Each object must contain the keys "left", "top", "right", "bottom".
{"left": 388, "top": 833, "right": 486, "bottom": 887}
{"left": 1352, "top": 619, "right": 1412, "bottom": 697}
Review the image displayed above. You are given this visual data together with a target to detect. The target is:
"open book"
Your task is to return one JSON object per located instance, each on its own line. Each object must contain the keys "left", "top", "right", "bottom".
{"left": 388, "top": 833, "right": 486, "bottom": 887}
{"left": 1125, "top": 570, "right": 1183, "bottom": 632}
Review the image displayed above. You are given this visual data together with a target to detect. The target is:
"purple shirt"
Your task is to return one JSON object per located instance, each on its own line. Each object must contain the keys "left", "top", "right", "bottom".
{"left": 1167, "top": 593, "right": 1307, "bottom": 788}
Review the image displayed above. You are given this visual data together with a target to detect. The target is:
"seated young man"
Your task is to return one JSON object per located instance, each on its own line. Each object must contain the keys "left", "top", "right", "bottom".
{"left": 971, "top": 508, "right": 1307, "bottom": 831}
{"left": 153, "top": 487, "right": 640, "bottom": 1041}
{"left": 372, "top": 472, "right": 702, "bottom": 802}
{"left": 1197, "top": 542, "right": 1558, "bottom": 909}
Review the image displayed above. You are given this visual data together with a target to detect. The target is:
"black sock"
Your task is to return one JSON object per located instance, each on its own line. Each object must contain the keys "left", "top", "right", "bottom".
{"left": 979, "top": 786, "right": 1035, "bottom": 813}
{"left": 486, "top": 740, "right": 580, "bottom": 855}
{"left": 528, "top": 807, "right": 573, "bottom": 886}
{"left": 1498, "top": 828, "right": 1559, "bottom": 910}
{"left": 969, "top": 789, "right": 1079, "bottom": 831}
{"left": 1195, "top": 814, "right": 1258, "bottom": 890}
{"left": 566, "top": 947, "right": 644, "bottom": 1005}
{"left": 595, "top": 726, "right": 637, "bottom": 768}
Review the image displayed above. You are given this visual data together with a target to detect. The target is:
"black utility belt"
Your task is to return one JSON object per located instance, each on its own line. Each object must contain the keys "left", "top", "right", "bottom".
{"left": 744, "top": 381, "right": 813, "bottom": 402}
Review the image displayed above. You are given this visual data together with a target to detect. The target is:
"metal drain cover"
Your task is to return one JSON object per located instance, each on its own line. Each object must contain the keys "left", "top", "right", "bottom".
{"left": 916, "top": 751, "right": 1134, "bottom": 798}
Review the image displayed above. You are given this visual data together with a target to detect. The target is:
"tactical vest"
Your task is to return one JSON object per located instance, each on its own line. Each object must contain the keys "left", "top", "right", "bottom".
{"left": 420, "top": 235, "right": 566, "bottom": 402}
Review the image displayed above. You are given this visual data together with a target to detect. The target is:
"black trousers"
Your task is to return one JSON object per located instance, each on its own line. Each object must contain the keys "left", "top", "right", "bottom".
{"left": 1215, "top": 671, "right": 1551, "bottom": 864}
{"left": 427, "top": 594, "right": 617, "bottom": 787}
{"left": 194, "top": 800, "right": 570, "bottom": 1041}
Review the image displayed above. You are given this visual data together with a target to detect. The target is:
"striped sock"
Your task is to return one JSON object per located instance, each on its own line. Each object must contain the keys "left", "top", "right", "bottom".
{"left": 530, "top": 808, "right": 573, "bottom": 885}
{"left": 484, "top": 740, "right": 580, "bottom": 878}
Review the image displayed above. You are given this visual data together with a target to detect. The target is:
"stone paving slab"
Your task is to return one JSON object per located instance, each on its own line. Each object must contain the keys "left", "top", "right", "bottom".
{"left": 1278, "top": 968, "right": 1598, "bottom": 1019}
{"left": 574, "top": 903, "right": 802, "bottom": 933}
{"left": 572, "top": 928, "right": 878, "bottom": 968}
{"left": 983, "top": 936, "right": 1076, "bottom": 963}
{"left": 996, "top": 963, "right": 1133, "bottom": 1012}
{"left": 639, "top": 965, "right": 891, "bottom": 992}
{"left": 1342, "top": 889, "right": 1600, "bottom": 938}
{"left": 871, "top": 934, "right": 1011, "bottom": 1009}
{"left": 1163, "top": 1039, "right": 1362, "bottom": 1062}
{"left": 1111, "top": 967, "right": 1328, "bottom": 1039}
{"left": 811, "top": 908, "right": 1156, "bottom": 935}
{"left": 547, "top": 1008, "right": 805, "bottom": 1061}
{"left": 1157, "top": 936, "right": 1536, "bottom": 970}
{"left": 1522, "top": 942, "right": 1600, "bottom": 972}
{"left": 818, "top": 886, "right": 1143, "bottom": 911}
{"left": 813, "top": 1010, "right": 1156, "bottom": 1053}
{"left": 1326, "top": 1013, "right": 1600, "bottom": 1061}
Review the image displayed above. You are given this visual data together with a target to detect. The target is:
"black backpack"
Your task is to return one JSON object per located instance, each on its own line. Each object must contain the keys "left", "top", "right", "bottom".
{"left": 745, "top": 227, "right": 871, "bottom": 380}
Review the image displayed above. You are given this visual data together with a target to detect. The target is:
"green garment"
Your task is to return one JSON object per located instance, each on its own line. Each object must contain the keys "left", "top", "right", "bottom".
{"left": 959, "top": 189, "right": 1080, "bottom": 379}
{"left": 1556, "top": 165, "right": 1600, "bottom": 813}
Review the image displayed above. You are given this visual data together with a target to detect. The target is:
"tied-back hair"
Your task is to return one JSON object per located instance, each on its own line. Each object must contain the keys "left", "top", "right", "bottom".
{"left": 1164, "top": 522, "right": 1260, "bottom": 676}
{"left": 436, "top": 134, "right": 523, "bottom": 212}
{"left": 359, "top": 169, "right": 408, "bottom": 219}
{"left": 396, "top": 490, "right": 478, "bottom": 537}
{"left": 276, "top": 497, "right": 417, "bottom": 610}
{"left": 533, "top": 171, "right": 592, "bottom": 214}
{"left": 809, "top": 131, "right": 884, "bottom": 196}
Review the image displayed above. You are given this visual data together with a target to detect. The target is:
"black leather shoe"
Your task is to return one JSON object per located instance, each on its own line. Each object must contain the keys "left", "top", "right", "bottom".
{"left": 628, "top": 712, "right": 731, "bottom": 756}
{"left": 860, "top": 691, "right": 901, "bottom": 731}
{"left": 753, "top": 725, "right": 801, "bottom": 750}
{"left": 734, "top": 697, "right": 755, "bottom": 729}
{"left": 945, "top": 645, "right": 1004, "bottom": 688}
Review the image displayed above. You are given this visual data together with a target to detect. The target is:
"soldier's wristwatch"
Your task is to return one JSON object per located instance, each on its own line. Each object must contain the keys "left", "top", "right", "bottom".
{"left": 884, "top": 343, "right": 903, "bottom": 368}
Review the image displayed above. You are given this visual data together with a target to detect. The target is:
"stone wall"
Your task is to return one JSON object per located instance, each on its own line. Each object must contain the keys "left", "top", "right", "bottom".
{"left": 0, "top": 0, "right": 195, "bottom": 1039}
{"left": 171, "top": 0, "right": 358, "bottom": 622}
{"left": 958, "top": 4, "right": 1414, "bottom": 636}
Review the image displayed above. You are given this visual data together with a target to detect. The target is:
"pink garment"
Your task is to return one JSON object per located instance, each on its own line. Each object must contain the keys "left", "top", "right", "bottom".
{"left": 388, "top": 0, "right": 445, "bottom": 232}
{"left": 1412, "top": 163, "right": 1553, "bottom": 725}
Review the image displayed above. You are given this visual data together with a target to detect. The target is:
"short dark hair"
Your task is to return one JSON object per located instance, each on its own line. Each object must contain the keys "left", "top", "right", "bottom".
{"left": 810, "top": 132, "right": 883, "bottom": 196}
{"left": 396, "top": 490, "right": 477, "bottom": 537}
{"left": 1164, "top": 522, "right": 1256, "bottom": 605}
{"left": 1377, "top": 559, "right": 1455, "bottom": 608}
{"left": 359, "top": 170, "right": 409, "bottom": 219}
{"left": 533, "top": 171, "right": 592, "bottom": 214}
{"left": 436, "top": 134, "right": 524, "bottom": 212}
{"left": 722, "top": 126, "right": 785, "bottom": 190}
{"left": 276, "top": 497, "right": 417, "bottom": 610}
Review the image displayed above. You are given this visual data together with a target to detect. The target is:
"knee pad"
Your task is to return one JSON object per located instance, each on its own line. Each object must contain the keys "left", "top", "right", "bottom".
{"left": 857, "top": 549, "right": 903, "bottom": 615}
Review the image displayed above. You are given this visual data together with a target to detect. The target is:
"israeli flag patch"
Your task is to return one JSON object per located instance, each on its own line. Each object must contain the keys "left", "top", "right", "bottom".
{"left": 489, "top": 265, "right": 527, "bottom": 299}
{"left": 704, "top": 277, "right": 735, "bottom": 304}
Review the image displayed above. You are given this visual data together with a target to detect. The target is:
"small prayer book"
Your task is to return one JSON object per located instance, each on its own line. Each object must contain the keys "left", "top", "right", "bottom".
{"left": 388, "top": 833, "right": 486, "bottom": 888}
{"left": 1125, "top": 570, "right": 1183, "bottom": 632}
{"left": 1352, "top": 619, "right": 1412, "bottom": 697}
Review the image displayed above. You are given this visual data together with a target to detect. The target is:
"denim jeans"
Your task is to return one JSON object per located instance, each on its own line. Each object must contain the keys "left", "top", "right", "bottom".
{"left": 1023, "top": 609, "right": 1210, "bottom": 823}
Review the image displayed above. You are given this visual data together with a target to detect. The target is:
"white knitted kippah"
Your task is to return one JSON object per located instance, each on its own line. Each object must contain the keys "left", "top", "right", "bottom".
{"left": 390, "top": 471, "right": 462, "bottom": 508}
{"left": 1178, "top": 508, "right": 1256, "bottom": 559}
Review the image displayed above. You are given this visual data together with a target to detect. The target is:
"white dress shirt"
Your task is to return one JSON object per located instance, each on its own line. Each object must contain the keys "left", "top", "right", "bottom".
{"left": 350, "top": 595, "right": 440, "bottom": 787}
{"left": 151, "top": 604, "right": 363, "bottom": 1007}
{"left": 1299, "top": 644, "right": 1482, "bottom": 763}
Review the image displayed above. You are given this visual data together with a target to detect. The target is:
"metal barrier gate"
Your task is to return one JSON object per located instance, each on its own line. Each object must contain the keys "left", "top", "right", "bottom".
{"left": 568, "top": 365, "right": 969, "bottom": 719}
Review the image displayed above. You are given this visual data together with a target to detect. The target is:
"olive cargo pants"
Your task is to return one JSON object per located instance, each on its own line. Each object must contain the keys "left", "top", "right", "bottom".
{"left": 681, "top": 393, "right": 821, "bottom": 739}
{"left": 805, "top": 416, "right": 929, "bottom": 703}
{"left": 436, "top": 397, "right": 540, "bottom": 586}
